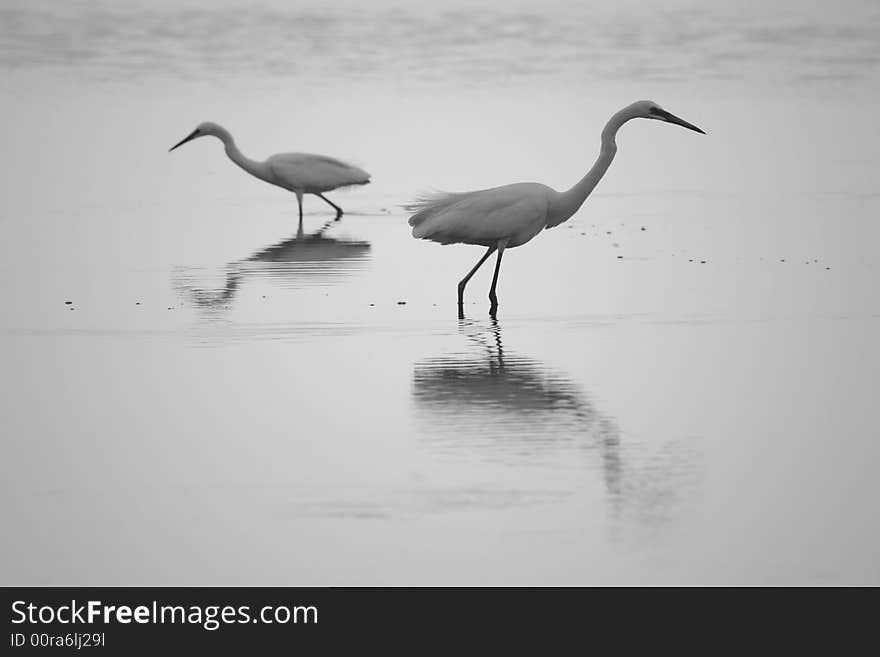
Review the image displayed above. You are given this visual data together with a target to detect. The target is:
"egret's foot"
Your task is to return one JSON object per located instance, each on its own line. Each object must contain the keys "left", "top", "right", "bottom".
{"left": 334, "top": 210, "right": 343, "bottom": 222}
{"left": 489, "top": 301, "right": 499, "bottom": 319}
{"left": 457, "top": 300, "right": 465, "bottom": 320}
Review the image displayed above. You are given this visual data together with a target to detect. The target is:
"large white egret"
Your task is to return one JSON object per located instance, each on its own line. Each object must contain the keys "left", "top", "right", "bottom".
{"left": 170, "top": 122, "right": 370, "bottom": 221}
{"left": 405, "top": 100, "right": 705, "bottom": 317}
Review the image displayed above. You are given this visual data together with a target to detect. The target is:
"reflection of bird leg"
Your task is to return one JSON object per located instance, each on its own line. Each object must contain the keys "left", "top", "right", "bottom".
{"left": 457, "top": 318, "right": 488, "bottom": 350}
{"left": 489, "top": 317, "right": 504, "bottom": 368}
{"left": 458, "top": 246, "right": 496, "bottom": 319}
{"left": 311, "top": 218, "right": 337, "bottom": 238}
{"left": 317, "top": 193, "right": 344, "bottom": 221}
{"left": 457, "top": 317, "right": 506, "bottom": 367}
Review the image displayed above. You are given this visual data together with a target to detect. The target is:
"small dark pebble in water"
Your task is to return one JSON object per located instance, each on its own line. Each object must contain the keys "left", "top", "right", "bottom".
{"left": 135, "top": 302, "right": 140, "bottom": 305}
{"left": 580, "top": 232, "right": 586, "bottom": 236}
{"left": 688, "top": 259, "right": 694, "bottom": 262}
{"left": 616, "top": 255, "right": 623, "bottom": 259}
{"left": 640, "top": 227, "right": 646, "bottom": 231}
{"left": 780, "top": 259, "right": 785, "bottom": 262}
{"left": 825, "top": 267, "right": 831, "bottom": 270}
{"left": 68, "top": 307, "right": 74, "bottom": 311}
{"left": 64, "top": 301, "right": 72, "bottom": 305}
{"left": 700, "top": 260, "right": 706, "bottom": 264}
{"left": 606, "top": 231, "right": 612, "bottom": 235}
{"left": 397, "top": 301, "right": 406, "bottom": 305}
{"left": 369, "top": 303, "right": 375, "bottom": 306}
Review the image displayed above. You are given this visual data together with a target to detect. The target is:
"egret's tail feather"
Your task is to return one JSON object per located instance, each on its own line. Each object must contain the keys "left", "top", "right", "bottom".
{"left": 404, "top": 190, "right": 469, "bottom": 227}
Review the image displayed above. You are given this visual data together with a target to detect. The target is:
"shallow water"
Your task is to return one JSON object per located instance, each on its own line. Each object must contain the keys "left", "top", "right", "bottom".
{"left": 2, "top": 0, "right": 879, "bottom": 585}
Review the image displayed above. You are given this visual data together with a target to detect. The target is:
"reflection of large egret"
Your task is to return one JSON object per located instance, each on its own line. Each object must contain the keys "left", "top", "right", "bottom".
{"left": 173, "top": 219, "right": 370, "bottom": 309}
{"left": 412, "top": 319, "right": 700, "bottom": 524}
{"left": 412, "top": 319, "right": 622, "bottom": 497}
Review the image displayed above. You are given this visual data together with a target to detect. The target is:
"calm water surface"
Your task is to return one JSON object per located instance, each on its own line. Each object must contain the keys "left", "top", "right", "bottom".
{"left": 1, "top": 0, "right": 879, "bottom": 584}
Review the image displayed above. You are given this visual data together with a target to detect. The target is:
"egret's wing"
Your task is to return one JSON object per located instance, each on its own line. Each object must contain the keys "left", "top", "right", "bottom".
{"left": 268, "top": 153, "right": 370, "bottom": 192}
{"left": 408, "top": 185, "right": 549, "bottom": 246}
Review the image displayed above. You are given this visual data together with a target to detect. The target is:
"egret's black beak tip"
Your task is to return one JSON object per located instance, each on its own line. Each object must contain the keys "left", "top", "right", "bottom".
{"left": 653, "top": 108, "right": 705, "bottom": 136}
{"left": 675, "top": 118, "right": 706, "bottom": 135}
{"left": 169, "top": 128, "right": 200, "bottom": 153}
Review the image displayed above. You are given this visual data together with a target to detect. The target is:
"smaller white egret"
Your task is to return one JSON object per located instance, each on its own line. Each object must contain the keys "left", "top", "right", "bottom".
{"left": 405, "top": 100, "right": 705, "bottom": 317}
{"left": 169, "top": 122, "right": 370, "bottom": 221}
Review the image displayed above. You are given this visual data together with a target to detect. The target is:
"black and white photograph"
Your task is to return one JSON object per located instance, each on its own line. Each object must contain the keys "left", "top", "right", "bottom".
{"left": 2, "top": 0, "right": 878, "bottom": 629}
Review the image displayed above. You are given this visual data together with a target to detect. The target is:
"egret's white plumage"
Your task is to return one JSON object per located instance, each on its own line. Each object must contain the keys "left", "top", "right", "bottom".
{"left": 170, "top": 122, "right": 370, "bottom": 221}
{"left": 408, "top": 183, "right": 552, "bottom": 247}
{"left": 404, "top": 100, "right": 705, "bottom": 316}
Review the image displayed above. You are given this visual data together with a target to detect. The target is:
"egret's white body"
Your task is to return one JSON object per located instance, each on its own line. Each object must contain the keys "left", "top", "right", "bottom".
{"left": 405, "top": 100, "right": 705, "bottom": 316}
{"left": 170, "top": 122, "right": 370, "bottom": 221}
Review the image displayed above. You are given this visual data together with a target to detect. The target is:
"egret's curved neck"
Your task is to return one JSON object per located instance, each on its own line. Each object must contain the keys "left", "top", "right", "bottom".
{"left": 214, "top": 129, "right": 268, "bottom": 180}
{"left": 548, "top": 107, "right": 633, "bottom": 227}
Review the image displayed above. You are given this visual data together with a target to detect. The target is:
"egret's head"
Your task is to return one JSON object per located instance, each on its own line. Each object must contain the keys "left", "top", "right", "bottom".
{"left": 631, "top": 100, "right": 705, "bottom": 134}
{"left": 169, "top": 122, "right": 227, "bottom": 151}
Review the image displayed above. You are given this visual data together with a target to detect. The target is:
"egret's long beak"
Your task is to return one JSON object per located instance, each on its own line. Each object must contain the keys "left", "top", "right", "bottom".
{"left": 169, "top": 129, "right": 200, "bottom": 152}
{"left": 653, "top": 108, "right": 706, "bottom": 134}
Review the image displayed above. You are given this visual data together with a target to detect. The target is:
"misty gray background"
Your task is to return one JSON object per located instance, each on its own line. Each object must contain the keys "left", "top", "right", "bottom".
{"left": 1, "top": 0, "right": 878, "bottom": 584}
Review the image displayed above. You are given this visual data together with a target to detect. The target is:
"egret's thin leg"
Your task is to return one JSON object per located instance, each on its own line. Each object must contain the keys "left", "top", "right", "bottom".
{"left": 488, "top": 243, "right": 506, "bottom": 317}
{"left": 458, "top": 246, "right": 496, "bottom": 318}
{"left": 317, "top": 193, "right": 344, "bottom": 220}
{"left": 296, "top": 193, "right": 304, "bottom": 234}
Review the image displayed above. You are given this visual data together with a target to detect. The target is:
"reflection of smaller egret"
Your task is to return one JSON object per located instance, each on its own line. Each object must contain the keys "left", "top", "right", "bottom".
{"left": 169, "top": 122, "right": 370, "bottom": 221}
{"left": 173, "top": 218, "right": 370, "bottom": 310}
